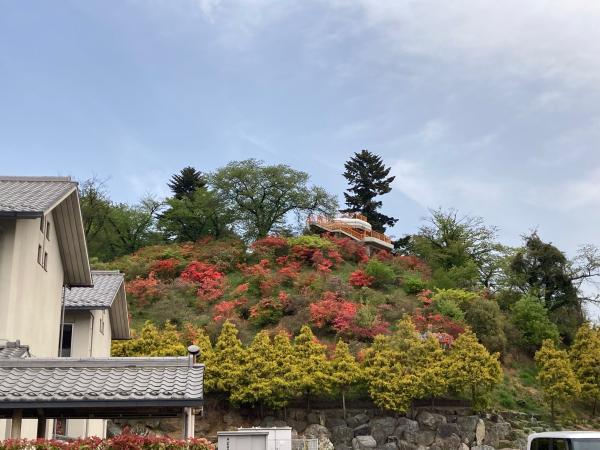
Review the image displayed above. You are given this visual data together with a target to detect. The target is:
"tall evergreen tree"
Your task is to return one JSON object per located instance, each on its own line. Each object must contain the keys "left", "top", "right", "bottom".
{"left": 330, "top": 340, "right": 362, "bottom": 418}
{"left": 570, "top": 323, "right": 600, "bottom": 416}
{"left": 341, "top": 150, "right": 398, "bottom": 232}
{"left": 535, "top": 339, "right": 580, "bottom": 420}
{"left": 168, "top": 166, "right": 206, "bottom": 199}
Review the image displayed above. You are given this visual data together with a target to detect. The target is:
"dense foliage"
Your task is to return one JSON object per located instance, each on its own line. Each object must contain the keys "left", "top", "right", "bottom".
{"left": 87, "top": 158, "right": 600, "bottom": 419}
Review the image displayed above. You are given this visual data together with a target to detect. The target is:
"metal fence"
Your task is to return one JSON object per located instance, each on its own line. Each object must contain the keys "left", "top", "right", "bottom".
{"left": 292, "top": 438, "right": 319, "bottom": 450}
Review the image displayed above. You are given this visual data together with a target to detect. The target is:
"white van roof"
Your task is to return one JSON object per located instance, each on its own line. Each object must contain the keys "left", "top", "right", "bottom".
{"left": 529, "top": 432, "right": 600, "bottom": 441}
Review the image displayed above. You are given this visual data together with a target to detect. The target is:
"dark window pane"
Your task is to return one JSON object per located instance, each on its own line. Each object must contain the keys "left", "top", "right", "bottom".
{"left": 61, "top": 324, "right": 73, "bottom": 357}
{"left": 532, "top": 439, "right": 552, "bottom": 450}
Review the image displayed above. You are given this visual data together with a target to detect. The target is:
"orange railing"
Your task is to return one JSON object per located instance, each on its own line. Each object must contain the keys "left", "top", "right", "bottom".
{"left": 307, "top": 216, "right": 392, "bottom": 244}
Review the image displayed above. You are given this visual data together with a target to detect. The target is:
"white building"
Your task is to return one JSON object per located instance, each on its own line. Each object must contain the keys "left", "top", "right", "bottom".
{"left": 0, "top": 177, "right": 203, "bottom": 440}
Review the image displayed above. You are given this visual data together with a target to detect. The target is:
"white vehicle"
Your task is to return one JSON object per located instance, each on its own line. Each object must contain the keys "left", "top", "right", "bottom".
{"left": 528, "top": 432, "right": 600, "bottom": 450}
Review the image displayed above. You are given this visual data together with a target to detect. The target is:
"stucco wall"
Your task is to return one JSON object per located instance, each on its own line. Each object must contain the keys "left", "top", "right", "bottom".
{"left": 0, "top": 214, "right": 64, "bottom": 440}
{"left": 63, "top": 308, "right": 113, "bottom": 438}
{"left": 0, "top": 214, "right": 64, "bottom": 357}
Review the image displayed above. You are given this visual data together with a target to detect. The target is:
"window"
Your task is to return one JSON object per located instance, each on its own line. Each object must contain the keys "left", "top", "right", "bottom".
{"left": 60, "top": 324, "right": 73, "bottom": 357}
{"left": 99, "top": 313, "right": 105, "bottom": 335}
{"left": 37, "top": 245, "right": 42, "bottom": 265}
{"left": 554, "top": 440, "right": 569, "bottom": 450}
{"left": 39, "top": 216, "right": 45, "bottom": 233}
{"left": 43, "top": 252, "right": 48, "bottom": 271}
{"left": 572, "top": 439, "right": 600, "bottom": 450}
{"left": 531, "top": 439, "right": 552, "bottom": 450}
{"left": 45, "top": 221, "right": 51, "bottom": 240}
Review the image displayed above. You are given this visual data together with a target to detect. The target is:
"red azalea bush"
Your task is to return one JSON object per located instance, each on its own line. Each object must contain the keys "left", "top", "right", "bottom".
{"left": 412, "top": 309, "right": 465, "bottom": 343}
{"left": 323, "top": 234, "right": 369, "bottom": 263}
{"left": 348, "top": 269, "right": 374, "bottom": 288}
{"left": 250, "top": 236, "right": 289, "bottom": 259}
{"left": 277, "top": 261, "right": 301, "bottom": 285}
{"left": 0, "top": 436, "right": 214, "bottom": 450}
{"left": 126, "top": 273, "right": 161, "bottom": 306}
{"left": 310, "top": 292, "right": 389, "bottom": 339}
{"left": 250, "top": 291, "right": 289, "bottom": 326}
{"left": 240, "top": 259, "right": 275, "bottom": 296}
{"left": 179, "top": 237, "right": 246, "bottom": 272}
{"left": 213, "top": 298, "right": 248, "bottom": 322}
{"left": 179, "top": 261, "right": 227, "bottom": 302}
{"left": 149, "top": 257, "right": 181, "bottom": 280}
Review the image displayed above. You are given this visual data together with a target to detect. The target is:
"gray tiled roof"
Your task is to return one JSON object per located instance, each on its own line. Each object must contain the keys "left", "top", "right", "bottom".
{"left": 0, "top": 358, "right": 204, "bottom": 407}
{"left": 0, "top": 341, "right": 30, "bottom": 359}
{"left": 0, "top": 176, "right": 76, "bottom": 215}
{"left": 64, "top": 271, "right": 124, "bottom": 309}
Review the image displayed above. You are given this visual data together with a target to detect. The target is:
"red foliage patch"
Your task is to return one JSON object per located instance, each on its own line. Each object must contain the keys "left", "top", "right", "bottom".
{"left": 180, "top": 261, "right": 226, "bottom": 302}
{"left": 250, "top": 236, "right": 289, "bottom": 259}
{"left": 278, "top": 261, "right": 301, "bottom": 284}
{"left": 348, "top": 270, "right": 374, "bottom": 288}
{"left": 323, "top": 234, "right": 369, "bottom": 263}
{"left": 309, "top": 291, "right": 389, "bottom": 339}
{"left": 412, "top": 309, "right": 465, "bottom": 343}
{"left": 126, "top": 273, "right": 161, "bottom": 306}
{"left": 213, "top": 298, "right": 248, "bottom": 322}
{"left": 149, "top": 258, "right": 180, "bottom": 280}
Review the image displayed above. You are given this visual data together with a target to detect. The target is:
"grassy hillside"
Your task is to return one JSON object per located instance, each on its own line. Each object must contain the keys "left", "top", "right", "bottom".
{"left": 95, "top": 234, "right": 596, "bottom": 422}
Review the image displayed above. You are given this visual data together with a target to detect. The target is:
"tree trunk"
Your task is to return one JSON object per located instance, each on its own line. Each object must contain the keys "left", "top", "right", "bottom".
{"left": 593, "top": 398, "right": 597, "bottom": 418}
{"left": 342, "top": 389, "right": 346, "bottom": 419}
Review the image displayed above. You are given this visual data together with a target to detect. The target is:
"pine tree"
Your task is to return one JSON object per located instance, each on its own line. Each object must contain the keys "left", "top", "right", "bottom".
{"left": 330, "top": 340, "right": 362, "bottom": 417}
{"left": 446, "top": 330, "right": 502, "bottom": 410}
{"left": 363, "top": 317, "right": 444, "bottom": 413}
{"left": 231, "top": 331, "right": 279, "bottom": 412}
{"left": 212, "top": 321, "right": 246, "bottom": 396}
{"left": 536, "top": 339, "right": 580, "bottom": 420}
{"left": 111, "top": 321, "right": 186, "bottom": 356}
{"left": 292, "top": 325, "right": 333, "bottom": 410}
{"left": 271, "top": 332, "right": 297, "bottom": 410}
{"left": 570, "top": 323, "right": 600, "bottom": 416}
{"left": 341, "top": 150, "right": 398, "bottom": 232}
{"left": 168, "top": 166, "right": 206, "bottom": 199}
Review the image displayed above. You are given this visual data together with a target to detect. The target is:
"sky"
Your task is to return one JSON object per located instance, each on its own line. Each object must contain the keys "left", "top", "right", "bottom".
{"left": 2, "top": 0, "right": 600, "bottom": 260}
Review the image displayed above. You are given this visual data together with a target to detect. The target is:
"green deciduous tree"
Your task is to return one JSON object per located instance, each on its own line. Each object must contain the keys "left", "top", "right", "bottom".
{"left": 291, "top": 325, "right": 333, "bottom": 409}
{"left": 535, "top": 339, "right": 580, "bottom": 420}
{"left": 411, "top": 209, "right": 504, "bottom": 289}
{"left": 340, "top": 150, "right": 397, "bottom": 232}
{"left": 446, "top": 329, "right": 502, "bottom": 410}
{"left": 511, "top": 296, "right": 559, "bottom": 353}
{"left": 158, "top": 189, "right": 234, "bottom": 242}
{"left": 212, "top": 159, "right": 338, "bottom": 239}
{"left": 168, "top": 166, "right": 206, "bottom": 199}
{"left": 330, "top": 340, "right": 362, "bottom": 417}
{"left": 570, "top": 323, "right": 600, "bottom": 416}
{"left": 111, "top": 321, "right": 186, "bottom": 356}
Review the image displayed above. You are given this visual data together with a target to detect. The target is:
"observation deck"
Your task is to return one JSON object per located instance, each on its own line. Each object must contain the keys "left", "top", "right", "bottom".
{"left": 307, "top": 213, "right": 394, "bottom": 252}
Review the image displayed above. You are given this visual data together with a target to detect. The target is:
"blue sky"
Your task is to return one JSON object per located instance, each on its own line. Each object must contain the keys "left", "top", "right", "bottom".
{"left": 2, "top": 1, "right": 600, "bottom": 259}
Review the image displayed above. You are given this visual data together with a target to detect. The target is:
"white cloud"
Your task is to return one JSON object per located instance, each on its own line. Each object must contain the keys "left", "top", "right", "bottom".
{"left": 338, "top": 1, "right": 600, "bottom": 89}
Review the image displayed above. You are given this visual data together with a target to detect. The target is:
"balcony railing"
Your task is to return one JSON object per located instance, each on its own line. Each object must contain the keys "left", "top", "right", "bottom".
{"left": 307, "top": 216, "right": 392, "bottom": 244}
